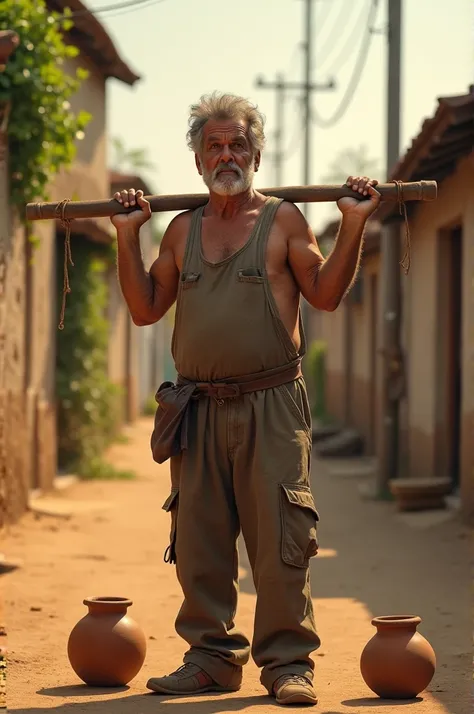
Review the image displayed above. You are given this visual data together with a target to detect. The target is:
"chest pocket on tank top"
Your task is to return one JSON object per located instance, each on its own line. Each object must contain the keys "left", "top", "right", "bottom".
{"left": 181, "top": 272, "right": 200, "bottom": 289}
{"left": 237, "top": 267, "right": 264, "bottom": 284}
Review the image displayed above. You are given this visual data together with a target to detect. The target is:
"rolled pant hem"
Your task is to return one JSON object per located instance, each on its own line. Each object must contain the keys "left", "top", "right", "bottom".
{"left": 183, "top": 651, "right": 243, "bottom": 690}
{"left": 261, "top": 663, "right": 315, "bottom": 695}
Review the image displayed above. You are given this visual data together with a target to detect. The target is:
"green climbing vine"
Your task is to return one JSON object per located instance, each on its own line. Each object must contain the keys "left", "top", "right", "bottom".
{"left": 0, "top": 0, "right": 91, "bottom": 215}
{"left": 56, "top": 237, "right": 133, "bottom": 480}
{"left": 1, "top": 1, "right": 133, "bottom": 478}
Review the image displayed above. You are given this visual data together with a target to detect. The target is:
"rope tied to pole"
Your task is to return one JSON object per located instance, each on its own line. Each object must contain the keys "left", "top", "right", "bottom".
{"left": 393, "top": 179, "right": 411, "bottom": 274}
{"left": 56, "top": 198, "right": 74, "bottom": 330}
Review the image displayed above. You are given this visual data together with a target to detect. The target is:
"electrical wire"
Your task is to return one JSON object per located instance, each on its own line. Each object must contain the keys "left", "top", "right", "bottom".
{"left": 54, "top": 0, "right": 167, "bottom": 21}
{"left": 281, "top": 96, "right": 306, "bottom": 160}
{"left": 313, "top": 0, "right": 335, "bottom": 42}
{"left": 313, "top": 0, "right": 356, "bottom": 74}
{"left": 317, "top": 0, "right": 372, "bottom": 78}
{"left": 286, "top": 41, "right": 303, "bottom": 79}
{"left": 311, "top": 0, "right": 379, "bottom": 129}
{"left": 97, "top": 0, "right": 166, "bottom": 19}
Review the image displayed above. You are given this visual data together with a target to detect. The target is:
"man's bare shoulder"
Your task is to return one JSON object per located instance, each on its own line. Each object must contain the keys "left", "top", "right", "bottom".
{"left": 274, "top": 200, "right": 310, "bottom": 239}
{"left": 160, "top": 210, "right": 194, "bottom": 252}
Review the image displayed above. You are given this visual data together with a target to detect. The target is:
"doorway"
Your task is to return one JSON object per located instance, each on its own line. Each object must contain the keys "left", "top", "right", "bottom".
{"left": 368, "top": 273, "right": 379, "bottom": 454}
{"left": 436, "top": 226, "right": 463, "bottom": 491}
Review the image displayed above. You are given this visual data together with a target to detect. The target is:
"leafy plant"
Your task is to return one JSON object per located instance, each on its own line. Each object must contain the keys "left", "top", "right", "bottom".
{"left": 142, "top": 393, "right": 157, "bottom": 417}
{"left": 322, "top": 144, "right": 381, "bottom": 185}
{"left": 0, "top": 0, "right": 91, "bottom": 214}
{"left": 111, "top": 136, "right": 156, "bottom": 175}
{"left": 56, "top": 236, "right": 126, "bottom": 478}
{"left": 81, "top": 457, "right": 136, "bottom": 481}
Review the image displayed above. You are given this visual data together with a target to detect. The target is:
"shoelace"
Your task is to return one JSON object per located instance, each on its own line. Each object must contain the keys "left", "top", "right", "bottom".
{"left": 172, "top": 664, "right": 196, "bottom": 679}
{"left": 278, "top": 674, "right": 311, "bottom": 687}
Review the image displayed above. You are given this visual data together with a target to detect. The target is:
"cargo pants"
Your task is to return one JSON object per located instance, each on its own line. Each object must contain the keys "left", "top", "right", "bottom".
{"left": 162, "top": 376, "right": 321, "bottom": 693}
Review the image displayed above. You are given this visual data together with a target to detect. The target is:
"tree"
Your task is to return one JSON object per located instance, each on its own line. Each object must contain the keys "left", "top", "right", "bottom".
{"left": 110, "top": 136, "right": 156, "bottom": 175}
{"left": 322, "top": 144, "right": 380, "bottom": 185}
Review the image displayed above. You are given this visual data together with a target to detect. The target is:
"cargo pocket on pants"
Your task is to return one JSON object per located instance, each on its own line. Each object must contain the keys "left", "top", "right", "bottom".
{"left": 162, "top": 488, "right": 179, "bottom": 565}
{"left": 279, "top": 484, "right": 319, "bottom": 567}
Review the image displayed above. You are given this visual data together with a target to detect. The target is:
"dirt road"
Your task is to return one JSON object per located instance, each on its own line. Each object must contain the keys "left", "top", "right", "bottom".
{"left": 2, "top": 417, "right": 471, "bottom": 713}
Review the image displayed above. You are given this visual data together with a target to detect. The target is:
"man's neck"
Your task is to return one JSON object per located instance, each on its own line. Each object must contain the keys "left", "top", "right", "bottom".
{"left": 206, "top": 187, "right": 262, "bottom": 220}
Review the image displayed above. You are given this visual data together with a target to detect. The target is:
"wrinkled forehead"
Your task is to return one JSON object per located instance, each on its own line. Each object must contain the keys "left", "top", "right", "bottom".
{"left": 202, "top": 118, "right": 249, "bottom": 143}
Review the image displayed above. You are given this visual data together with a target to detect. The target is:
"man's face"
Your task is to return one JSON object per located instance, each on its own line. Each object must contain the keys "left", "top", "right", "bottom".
{"left": 196, "top": 119, "right": 260, "bottom": 196}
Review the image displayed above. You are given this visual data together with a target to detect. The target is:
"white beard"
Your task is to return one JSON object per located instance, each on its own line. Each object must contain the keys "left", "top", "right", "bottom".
{"left": 201, "top": 160, "right": 255, "bottom": 196}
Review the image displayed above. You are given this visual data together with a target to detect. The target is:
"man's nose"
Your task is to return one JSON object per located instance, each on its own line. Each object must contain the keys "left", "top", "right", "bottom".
{"left": 221, "top": 144, "right": 232, "bottom": 162}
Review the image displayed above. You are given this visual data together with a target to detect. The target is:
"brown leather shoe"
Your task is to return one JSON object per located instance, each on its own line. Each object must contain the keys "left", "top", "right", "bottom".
{"left": 147, "top": 663, "right": 240, "bottom": 695}
{"left": 273, "top": 674, "right": 318, "bottom": 705}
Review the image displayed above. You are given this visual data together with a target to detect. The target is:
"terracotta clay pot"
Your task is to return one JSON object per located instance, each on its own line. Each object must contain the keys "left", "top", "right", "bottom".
{"left": 68, "top": 597, "right": 147, "bottom": 687}
{"left": 360, "top": 615, "right": 436, "bottom": 699}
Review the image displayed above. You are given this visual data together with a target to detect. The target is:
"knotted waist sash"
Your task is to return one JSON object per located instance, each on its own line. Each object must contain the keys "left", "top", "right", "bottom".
{"left": 150, "top": 359, "right": 302, "bottom": 464}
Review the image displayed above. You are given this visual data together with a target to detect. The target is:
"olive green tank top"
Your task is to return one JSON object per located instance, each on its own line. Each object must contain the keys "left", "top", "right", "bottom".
{"left": 171, "top": 196, "right": 306, "bottom": 382}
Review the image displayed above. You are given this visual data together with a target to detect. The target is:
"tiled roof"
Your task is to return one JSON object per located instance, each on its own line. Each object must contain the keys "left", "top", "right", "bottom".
{"left": 109, "top": 171, "right": 153, "bottom": 197}
{"left": 47, "top": 0, "right": 140, "bottom": 86}
{"left": 380, "top": 88, "right": 474, "bottom": 221}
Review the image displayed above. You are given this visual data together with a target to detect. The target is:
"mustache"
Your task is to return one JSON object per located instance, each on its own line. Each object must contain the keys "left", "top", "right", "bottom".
{"left": 213, "top": 162, "right": 243, "bottom": 179}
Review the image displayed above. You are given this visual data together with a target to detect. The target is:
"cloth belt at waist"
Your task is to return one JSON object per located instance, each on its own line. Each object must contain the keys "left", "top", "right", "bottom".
{"left": 177, "top": 359, "right": 302, "bottom": 403}
{"left": 150, "top": 359, "right": 302, "bottom": 464}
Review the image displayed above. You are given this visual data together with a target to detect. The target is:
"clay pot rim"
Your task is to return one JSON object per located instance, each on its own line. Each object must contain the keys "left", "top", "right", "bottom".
{"left": 83, "top": 596, "right": 133, "bottom": 607}
{"left": 372, "top": 615, "right": 421, "bottom": 628}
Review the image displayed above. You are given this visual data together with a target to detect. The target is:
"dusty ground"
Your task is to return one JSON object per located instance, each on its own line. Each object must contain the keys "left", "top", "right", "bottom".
{"left": 1, "top": 417, "right": 471, "bottom": 713}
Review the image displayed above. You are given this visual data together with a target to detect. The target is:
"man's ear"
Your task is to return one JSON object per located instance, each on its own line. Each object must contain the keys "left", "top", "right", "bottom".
{"left": 254, "top": 150, "right": 261, "bottom": 173}
{"left": 195, "top": 154, "right": 203, "bottom": 176}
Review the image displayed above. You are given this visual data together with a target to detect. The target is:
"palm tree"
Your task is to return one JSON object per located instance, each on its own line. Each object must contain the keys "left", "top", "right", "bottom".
{"left": 110, "top": 136, "right": 156, "bottom": 175}
{"left": 322, "top": 144, "right": 380, "bottom": 185}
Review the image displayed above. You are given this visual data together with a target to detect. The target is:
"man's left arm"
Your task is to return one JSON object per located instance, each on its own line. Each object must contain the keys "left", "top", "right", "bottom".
{"left": 286, "top": 176, "right": 381, "bottom": 312}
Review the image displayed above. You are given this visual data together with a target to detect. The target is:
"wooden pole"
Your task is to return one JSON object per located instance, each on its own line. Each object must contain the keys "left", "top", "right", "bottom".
{"left": 26, "top": 180, "right": 437, "bottom": 222}
{"left": 378, "top": 0, "right": 403, "bottom": 497}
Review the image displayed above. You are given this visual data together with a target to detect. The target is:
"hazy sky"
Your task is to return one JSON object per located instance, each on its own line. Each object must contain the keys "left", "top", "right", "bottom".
{"left": 87, "top": 0, "right": 473, "bottom": 232}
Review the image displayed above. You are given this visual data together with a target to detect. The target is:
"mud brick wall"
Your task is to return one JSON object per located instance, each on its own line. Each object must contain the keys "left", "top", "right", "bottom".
{"left": 36, "top": 399, "right": 57, "bottom": 493}
{"left": 0, "top": 222, "right": 28, "bottom": 528}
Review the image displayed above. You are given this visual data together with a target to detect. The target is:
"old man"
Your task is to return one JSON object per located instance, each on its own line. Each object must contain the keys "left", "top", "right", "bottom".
{"left": 111, "top": 92, "right": 380, "bottom": 706}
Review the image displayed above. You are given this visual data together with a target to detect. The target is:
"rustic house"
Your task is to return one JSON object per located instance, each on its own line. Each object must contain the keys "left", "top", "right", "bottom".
{"left": 1, "top": 1, "right": 140, "bottom": 526}
{"left": 314, "top": 88, "right": 474, "bottom": 522}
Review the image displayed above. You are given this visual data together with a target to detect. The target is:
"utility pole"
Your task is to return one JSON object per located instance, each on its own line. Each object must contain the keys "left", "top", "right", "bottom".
{"left": 376, "top": 0, "right": 403, "bottom": 497}
{"left": 255, "top": 0, "right": 335, "bottom": 336}
{"left": 255, "top": 73, "right": 286, "bottom": 186}
{"left": 302, "top": 0, "right": 313, "bottom": 216}
{"left": 255, "top": 0, "right": 335, "bottom": 190}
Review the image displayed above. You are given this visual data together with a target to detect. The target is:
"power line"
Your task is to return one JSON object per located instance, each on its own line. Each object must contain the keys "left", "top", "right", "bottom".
{"left": 313, "top": 0, "right": 334, "bottom": 40}
{"left": 282, "top": 96, "right": 306, "bottom": 160}
{"left": 310, "top": 0, "right": 379, "bottom": 128}
{"left": 286, "top": 42, "right": 303, "bottom": 79}
{"left": 99, "top": 0, "right": 166, "bottom": 19}
{"left": 54, "top": 0, "right": 167, "bottom": 21}
{"left": 317, "top": 0, "right": 372, "bottom": 78}
{"left": 313, "top": 0, "right": 356, "bottom": 72}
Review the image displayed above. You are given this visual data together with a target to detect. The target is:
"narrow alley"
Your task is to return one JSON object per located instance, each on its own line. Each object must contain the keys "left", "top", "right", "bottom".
{"left": 2, "top": 418, "right": 471, "bottom": 714}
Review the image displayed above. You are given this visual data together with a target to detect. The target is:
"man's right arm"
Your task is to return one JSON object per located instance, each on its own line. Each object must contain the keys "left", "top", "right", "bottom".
{"left": 116, "top": 216, "right": 181, "bottom": 326}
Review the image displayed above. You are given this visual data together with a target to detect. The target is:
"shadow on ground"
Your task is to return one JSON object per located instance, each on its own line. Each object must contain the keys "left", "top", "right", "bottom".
{"left": 12, "top": 691, "right": 428, "bottom": 714}
{"left": 237, "top": 455, "right": 471, "bottom": 714}
{"left": 14, "top": 691, "right": 277, "bottom": 713}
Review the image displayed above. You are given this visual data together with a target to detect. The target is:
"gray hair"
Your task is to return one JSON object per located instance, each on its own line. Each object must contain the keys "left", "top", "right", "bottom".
{"left": 187, "top": 92, "right": 266, "bottom": 156}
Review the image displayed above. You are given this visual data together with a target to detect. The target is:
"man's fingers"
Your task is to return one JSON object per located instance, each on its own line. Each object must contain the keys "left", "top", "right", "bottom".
{"left": 367, "top": 184, "right": 381, "bottom": 200}
{"left": 114, "top": 191, "right": 122, "bottom": 203}
{"left": 128, "top": 188, "right": 136, "bottom": 207}
{"left": 121, "top": 189, "right": 130, "bottom": 207}
{"left": 350, "top": 176, "right": 361, "bottom": 191}
{"left": 137, "top": 193, "right": 151, "bottom": 214}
